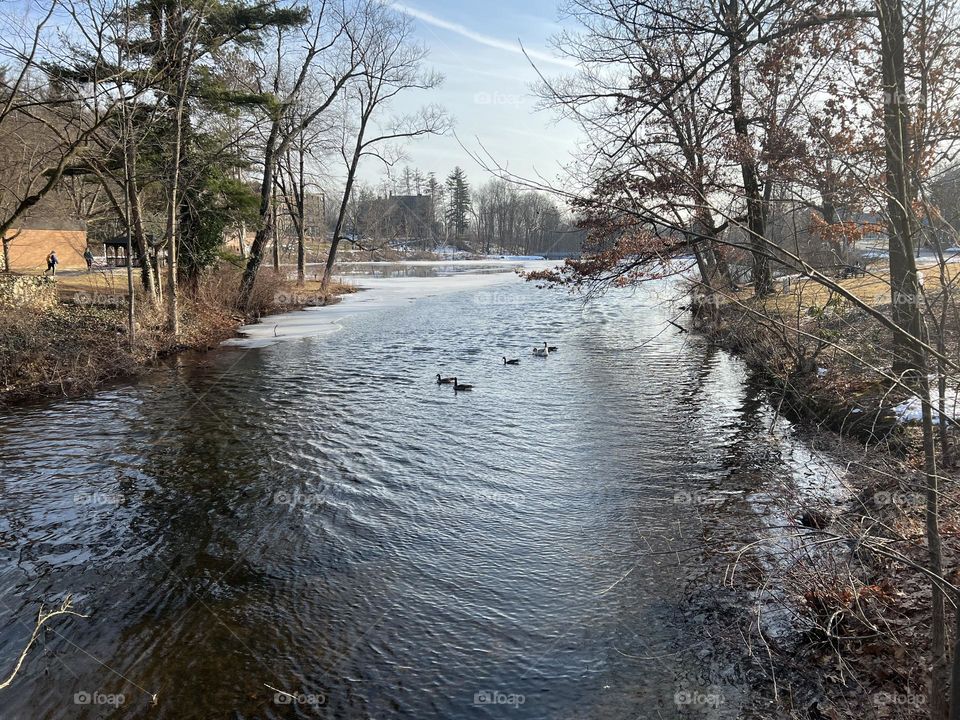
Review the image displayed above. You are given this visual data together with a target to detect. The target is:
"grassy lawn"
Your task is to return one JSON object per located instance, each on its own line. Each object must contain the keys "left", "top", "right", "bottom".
{"left": 53, "top": 270, "right": 133, "bottom": 302}
{"left": 757, "top": 261, "right": 960, "bottom": 315}
{"left": 50, "top": 269, "right": 359, "bottom": 308}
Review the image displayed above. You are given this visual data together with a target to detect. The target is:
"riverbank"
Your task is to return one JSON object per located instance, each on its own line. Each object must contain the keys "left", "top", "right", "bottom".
{"left": 688, "top": 265, "right": 960, "bottom": 719}
{"left": 701, "top": 260, "right": 960, "bottom": 446}
{"left": 0, "top": 267, "right": 356, "bottom": 405}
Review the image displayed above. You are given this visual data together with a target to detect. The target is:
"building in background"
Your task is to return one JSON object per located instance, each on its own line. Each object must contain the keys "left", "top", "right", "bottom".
{"left": 2, "top": 193, "right": 86, "bottom": 271}
{"left": 356, "top": 194, "right": 435, "bottom": 248}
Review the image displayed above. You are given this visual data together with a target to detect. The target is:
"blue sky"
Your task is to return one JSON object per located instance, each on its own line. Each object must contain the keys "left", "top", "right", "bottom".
{"left": 13, "top": 0, "right": 582, "bottom": 190}
{"left": 375, "top": 0, "right": 582, "bottom": 187}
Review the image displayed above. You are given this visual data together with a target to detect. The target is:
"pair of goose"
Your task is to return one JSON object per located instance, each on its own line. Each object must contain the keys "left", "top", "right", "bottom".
{"left": 506, "top": 341, "right": 559, "bottom": 362}
{"left": 532, "top": 342, "right": 558, "bottom": 358}
{"left": 436, "top": 374, "right": 473, "bottom": 391}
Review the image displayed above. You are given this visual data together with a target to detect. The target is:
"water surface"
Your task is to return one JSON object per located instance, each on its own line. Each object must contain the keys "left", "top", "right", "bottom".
{"left": 0, "top": 267, "right": 842, "bottom": 718}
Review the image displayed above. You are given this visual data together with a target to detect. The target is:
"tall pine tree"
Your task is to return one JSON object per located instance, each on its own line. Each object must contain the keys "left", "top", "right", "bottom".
{"left": 445, "top": 166, "right": 470, "bottom": 239}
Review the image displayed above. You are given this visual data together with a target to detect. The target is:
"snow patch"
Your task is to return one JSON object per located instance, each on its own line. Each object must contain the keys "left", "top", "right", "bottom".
{"left": 892, "top": 379, "right": 960, "bottom": 424}
{"left": 223, "top": 260, "right": 554, "bottom": 348}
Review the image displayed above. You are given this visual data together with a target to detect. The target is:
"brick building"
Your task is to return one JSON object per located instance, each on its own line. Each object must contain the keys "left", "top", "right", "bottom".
{"left": 2, "top": 193, "right": 87, "bottom": 272}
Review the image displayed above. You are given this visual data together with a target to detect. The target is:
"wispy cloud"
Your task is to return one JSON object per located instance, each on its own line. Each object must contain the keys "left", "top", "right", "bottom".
{"left": 392, "top": 2, "right": 577, "bottom": 69}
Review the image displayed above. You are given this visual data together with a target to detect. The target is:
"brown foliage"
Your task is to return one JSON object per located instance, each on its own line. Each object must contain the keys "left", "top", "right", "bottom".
{"left": 810, "top": 213, "right": 886, "bottom": 252}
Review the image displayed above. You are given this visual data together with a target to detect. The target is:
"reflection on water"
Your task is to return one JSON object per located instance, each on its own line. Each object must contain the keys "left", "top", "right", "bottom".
{"left": 0, "top": 271, "right": 839, "bottom": 719}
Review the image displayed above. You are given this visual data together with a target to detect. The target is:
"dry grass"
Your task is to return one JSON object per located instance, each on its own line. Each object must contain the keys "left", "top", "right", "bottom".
{"left": 757, "top": 261, "right": 960, "bottom": 315}
{"left": 53, "top": 270, "right": 133, "bottom": 301}
{"left": 0, "top": 304, "right": 136, "bottom": 400}
{"left": 1, "top": 264, "right": 355, "bottom": 403}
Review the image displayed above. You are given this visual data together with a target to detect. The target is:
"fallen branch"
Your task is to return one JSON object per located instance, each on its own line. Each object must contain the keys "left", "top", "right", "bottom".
{"left": 0, "top": 595, "right": 88, "bottom": 691}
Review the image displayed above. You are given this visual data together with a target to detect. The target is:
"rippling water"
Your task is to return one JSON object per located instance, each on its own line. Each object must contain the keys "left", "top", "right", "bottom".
{"left": 0, "top": 267, "right": 841, "bottom": 719}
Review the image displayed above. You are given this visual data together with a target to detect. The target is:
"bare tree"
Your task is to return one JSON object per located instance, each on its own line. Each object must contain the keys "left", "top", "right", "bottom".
{"left": 319, "top": 4, "right": 448, "bottom": 289}
{"left": 0, "top": 0, "right": 127, "bottom": 271}
{"left": 237, "top": 0, "right": 365, "bottom": 308}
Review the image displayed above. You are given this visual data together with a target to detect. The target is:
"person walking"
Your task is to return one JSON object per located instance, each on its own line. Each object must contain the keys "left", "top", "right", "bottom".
{"left": 83, "top": 248, "right": 93, "bottom": 272}
{"left": 44, "top": 250, "right": 58, "bottom": 277}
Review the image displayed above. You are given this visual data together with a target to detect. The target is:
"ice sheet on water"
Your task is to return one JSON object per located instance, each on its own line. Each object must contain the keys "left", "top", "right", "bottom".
{"left": 223, "top": 261, "right": 553, "bottom": 348}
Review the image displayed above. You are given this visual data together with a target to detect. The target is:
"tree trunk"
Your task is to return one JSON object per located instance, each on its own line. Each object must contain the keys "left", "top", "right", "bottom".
{"left": 239, "top": 120, "right": 281, "bottom": 308}
{"left": 165, "top": 95, "right": 186, "bottom": 336}
{"left": 877, "top": 0, "right": 948, "bottom": 715}
{"left": 124, "top": 193, "right": 136, "bottom": 349}
{"left": 921, "top": 369, "right": 949, "bottom": 720}
{"left": 321, "top": 116, "right": 368, "bottom": 290}
{"left": 692, "top": 244, "right": 714, "bottom": 290}
{"left": 296, "top": 148, "right": 306, "bottom": 286}
{"left": 321, "top": 156, "right": 360, "bottom": 289}
{"left": 165, "top": 186, "right": 180, "bottom": 335}
{"left": 279, "top": 147, "right": 307, "bottom": 285}
{"left": 879, "top": 0, "right": 922, "bottom": 379}
{"left": 124, "top": 135, "right": 158, "bottom": 303}
{"left": 950, "top": 600, "right": 960, "bottom": 720}
{"left": 272, "top": 180, "right": 280, "bottom": 274}
{"left": 727, "top": 0, "right": 771, "bottom": 296}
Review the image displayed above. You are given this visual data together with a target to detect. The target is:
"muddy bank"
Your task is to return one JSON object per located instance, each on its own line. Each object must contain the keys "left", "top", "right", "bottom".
{"left": 684, "top": 303, "right": 956, "bottom": 719}
{"left": 699, "top": 301, "right": 910, "bottom": 450}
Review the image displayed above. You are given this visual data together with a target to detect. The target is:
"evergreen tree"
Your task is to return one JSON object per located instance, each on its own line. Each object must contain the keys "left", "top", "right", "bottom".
{"left": 60, "top": 0, "right": 304, "bottom": 298}
{"left": 445, "top": 166, "right": 470, "bottom": 239}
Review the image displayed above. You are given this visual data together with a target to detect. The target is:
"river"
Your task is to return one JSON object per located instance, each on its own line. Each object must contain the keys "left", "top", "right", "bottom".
{"left": 0, "top": 262, "right": 848, "bottom": 719}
